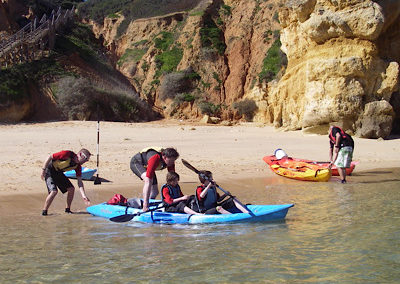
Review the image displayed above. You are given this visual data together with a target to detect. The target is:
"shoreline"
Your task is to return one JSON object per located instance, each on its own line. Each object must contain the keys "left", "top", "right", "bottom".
{"left": 1, "top": 166, "right": 399, "bottom": 217}
{"left": 0, "top": 120, "right": 399, "bottom": 213}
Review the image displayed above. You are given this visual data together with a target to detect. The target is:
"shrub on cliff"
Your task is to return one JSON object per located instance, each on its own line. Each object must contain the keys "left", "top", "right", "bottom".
{"left": 233, "top": 99, "right": 258, "bottom": 121}
{"left": 0, "top": 57, "right": 67, "bottom": 105}
{"left": 259, "top": 38, "right": 287, "bottom": 83}
{"left": 78, "top": 0, "right": 201, "bottom": 37}
{"left": 198, "top": 101, "right": 223, "bottom": 116}
{"left": 153, "top": 32, "right": 183, "bottom": 77}
{"left": 200, "top": 15, "right": 226, "bottom": 56}
{"left": 158, "top": 68, "right": 200, "bottom": 100}
{"left": 56, "top": 76, "right": 149, "bottom": 121}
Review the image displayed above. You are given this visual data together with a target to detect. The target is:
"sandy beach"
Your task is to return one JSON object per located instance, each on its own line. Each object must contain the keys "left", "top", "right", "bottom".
{"left": 0, "top": 120, "right": 399, "bottom": 214}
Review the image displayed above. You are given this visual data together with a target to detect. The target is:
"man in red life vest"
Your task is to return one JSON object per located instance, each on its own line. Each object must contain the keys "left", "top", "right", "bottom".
{"left": 41, "top": 149, "right": 92, "bottom": 216}
{"left": 130, "top": 147, "right": 179, "bottom": 212}
{"left": 329, "top": 126, "right": 354, "bottom": 183}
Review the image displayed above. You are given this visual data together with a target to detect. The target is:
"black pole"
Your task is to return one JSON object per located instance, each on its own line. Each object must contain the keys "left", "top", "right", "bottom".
{"left": 94, "top": 105, "right": 101, "bottom": 185}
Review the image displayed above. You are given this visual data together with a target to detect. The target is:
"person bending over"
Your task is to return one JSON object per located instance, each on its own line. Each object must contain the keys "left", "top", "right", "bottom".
{"left": 329, "top": 125, "right": 354, "bottom": 184}
{"left": 41, "top": 149, "right": 91, "bottom": 216}
{"left": 130, "top": 147, "right": 179, "bottom": 212}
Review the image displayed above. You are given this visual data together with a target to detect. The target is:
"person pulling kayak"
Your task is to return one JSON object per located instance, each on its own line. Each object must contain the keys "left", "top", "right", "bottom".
{"left": 328, "top": 125, "right": 354, "bottom": 183}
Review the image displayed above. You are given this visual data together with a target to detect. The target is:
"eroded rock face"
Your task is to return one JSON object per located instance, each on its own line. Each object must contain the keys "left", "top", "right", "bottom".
{"left": 89, "top": 0, "right": 281, "bottom": 120}
{"left": 266, "top": 0, "right": 400, "bottom": 138}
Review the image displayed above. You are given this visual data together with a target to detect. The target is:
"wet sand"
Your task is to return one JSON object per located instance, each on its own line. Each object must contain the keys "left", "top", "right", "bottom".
{"left": 0, "top": 120, "right": 399, "bottom": 215}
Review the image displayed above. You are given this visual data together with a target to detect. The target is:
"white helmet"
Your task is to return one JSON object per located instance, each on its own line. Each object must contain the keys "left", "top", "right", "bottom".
{"left": 274, "top": 148, "right": 288, "bottom": 159}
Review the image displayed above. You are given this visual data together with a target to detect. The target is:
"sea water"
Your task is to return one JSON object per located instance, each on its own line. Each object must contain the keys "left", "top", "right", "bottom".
{"left": 0, "top": 168, "right": 399, "bottom": 283}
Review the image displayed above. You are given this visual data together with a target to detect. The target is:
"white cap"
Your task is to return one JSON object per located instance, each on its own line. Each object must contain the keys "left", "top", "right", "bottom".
{"left": 274, "top": 148, "right": 288, "bottom": 159}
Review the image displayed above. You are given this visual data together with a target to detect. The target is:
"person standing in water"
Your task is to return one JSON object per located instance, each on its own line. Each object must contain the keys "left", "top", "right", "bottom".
{"left": 130, "top": 147, "right": 179, "bottom": 212}
{"left": 329, "top": 126, "right": 354, "bottom": 183}
{"left": 41, "top": 149, "right": 92, "bottom": 216}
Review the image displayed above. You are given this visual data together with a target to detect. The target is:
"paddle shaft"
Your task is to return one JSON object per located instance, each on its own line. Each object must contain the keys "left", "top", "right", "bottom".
{"left": 110, "top": 204, "right": 165, "bottom": 223}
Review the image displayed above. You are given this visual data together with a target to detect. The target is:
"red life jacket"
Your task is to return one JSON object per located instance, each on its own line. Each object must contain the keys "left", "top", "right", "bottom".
{"left": 329, "top": 126, "right": 348, "bottom": 144}
{"left": 107, "top": 194, "right": 128, "bottom": 206}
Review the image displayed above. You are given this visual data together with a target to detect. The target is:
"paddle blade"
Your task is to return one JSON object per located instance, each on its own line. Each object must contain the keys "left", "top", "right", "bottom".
{"left": 181, "top": 159, "right": 199, "bottom": 174}
{"left": 109, "top": 214, "right": 135, "bottom": 223}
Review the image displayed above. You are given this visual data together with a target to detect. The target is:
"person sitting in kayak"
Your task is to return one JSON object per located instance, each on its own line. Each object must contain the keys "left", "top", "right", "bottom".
{"left": 41, "top": 149, "right": 92, "bottom": 216}
{"left": 130, "top": 147, "right": 179, "bottom": 212}
{"left": 161, "top": 172, "right": 202, "bottom": 215}
{"left": 193, "top": 171, "right": 248, "bottom": 214}
{"left": 328, "top": 125, "right": 354, "bottom": 184}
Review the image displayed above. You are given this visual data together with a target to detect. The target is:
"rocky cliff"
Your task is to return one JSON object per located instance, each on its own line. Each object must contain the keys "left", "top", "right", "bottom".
{"left": 88, "top": 0, "right": 400, "bottom": 138}
{"left": 267, "top": 0, "right": 400, "bottom": 138}
{"left": 2, "top": 0, "right": 400, "bottom": 138}
{"left": 87, "top": 0, "right": 282, "bottom": 120}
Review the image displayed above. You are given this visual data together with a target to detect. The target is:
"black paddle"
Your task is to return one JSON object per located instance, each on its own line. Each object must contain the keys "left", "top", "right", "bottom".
{"left": 109, "top": 204, "right": 165, "bottom": 223}
{"left": 181, "top": 159, "right": 253, "bottom": 215}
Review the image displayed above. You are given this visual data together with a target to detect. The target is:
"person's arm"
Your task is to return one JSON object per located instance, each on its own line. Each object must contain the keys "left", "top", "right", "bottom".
{"left": 199, "top": 183, "right": 212, "bottom": 199}
{"left": 146, "top": 155, "right": 160, "bottom": 178}
{"left": 330, "top": 133, "right": 341, "bottom": 165}
{"left": 173, "top": 189, "right": 188, "bottom": 203}
{"left": 142, "top": 155, "right": 158, "bottom": 211}
{"left": 41, "top": 155, "right": 53, "bottom": 180}
{"left": 77, "top": 176, "right": 90, "bottom": 205}
{"left": 162, "top": 186, "right": 174, "bottom": 204}
{"left": 142, "top": 176, "right": 153, "bottom": 211}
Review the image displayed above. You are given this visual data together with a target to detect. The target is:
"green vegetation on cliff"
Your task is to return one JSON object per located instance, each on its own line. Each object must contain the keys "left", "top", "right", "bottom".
{"left": 153, "top": 32, "right": 183, "bottom": 78}
{"left": 78, "top": 0, "right": 202, "bottom": 37}
{"left": 200, "top": 15, "right": 226, "bottom": 56}
{"left": 259, "top": 38, "right": 287, "bottom": 83}
{"left": 0, "top": 21, "right": 157, "bottom": 121}
{"left": 0, "top": 58, "right": 67, "bottom": 104}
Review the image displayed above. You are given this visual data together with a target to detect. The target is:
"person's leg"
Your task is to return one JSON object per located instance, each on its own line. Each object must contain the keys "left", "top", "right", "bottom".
{"left": 232, "top": 200, "right": 249, "bottom": 213}
{"left": 43, "top": 173, "right": 58, "bottom": 215}
{"left": 216, "top": 206, "right": 231, "bottom": 214}
{"left": 335, "top": 147, "right": 351, "bottom": 183}
{"left": 66, "top": 187, "right": 75, "bottom": 212}
{"left": 150, "top": 184, "right": 159, "bottom": 199}
{"left": 183, "top": 206, "right": 202, "bottom": 215}
{"left": 338, "top": 168, "right": 346, "bottom": 183}
{"left": 141, "top": 172, "right": 151, "bottom": 211}
{"left": 220, "top": 197, "right": 249, "bottom": 214}
{"left": 43, "top": 191, "right": 58, "bottom": 212}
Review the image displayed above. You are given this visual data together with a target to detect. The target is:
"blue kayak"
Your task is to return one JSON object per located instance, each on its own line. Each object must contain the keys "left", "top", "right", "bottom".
{"left": 65, "top": 167, "right": 97, "bottom": 180}
{"left": 86, "top": 202, "right": 294, "bottom": 224}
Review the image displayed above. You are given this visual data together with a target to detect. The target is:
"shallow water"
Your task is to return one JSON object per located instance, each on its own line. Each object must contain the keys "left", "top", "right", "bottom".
{"left": 1, "top": 168, "right": 400, "bottom": 283}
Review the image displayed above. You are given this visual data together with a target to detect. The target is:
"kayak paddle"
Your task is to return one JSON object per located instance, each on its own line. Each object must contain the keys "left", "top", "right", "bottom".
{"left": 109, "top": 204, "right": 165, "bottom": 223}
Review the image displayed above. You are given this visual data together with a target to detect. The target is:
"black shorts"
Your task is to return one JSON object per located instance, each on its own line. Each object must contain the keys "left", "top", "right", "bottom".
{"left": 203, "top": 198, "right": 236, "bottom": 214}
{"left": 219, "top": 198, "right": 235, "bottom": 210}
{"left": 130, "top": 154, "right": 157, "bottom": 185}
{"left": 45, "top": 167, "right": 73, "bottom": 194}
{"left": 165, "top": 201, "right": 187, "bottom": 213}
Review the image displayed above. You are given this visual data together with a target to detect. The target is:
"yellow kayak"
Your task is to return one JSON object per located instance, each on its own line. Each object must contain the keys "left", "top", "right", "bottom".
{"left": 263, "top": 155, "right": 332, "bottom": 182}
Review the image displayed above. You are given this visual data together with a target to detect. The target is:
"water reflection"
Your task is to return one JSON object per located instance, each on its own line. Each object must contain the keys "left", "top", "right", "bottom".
{"left": 1, "top": 170, "right": 400, "bottom": 283}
